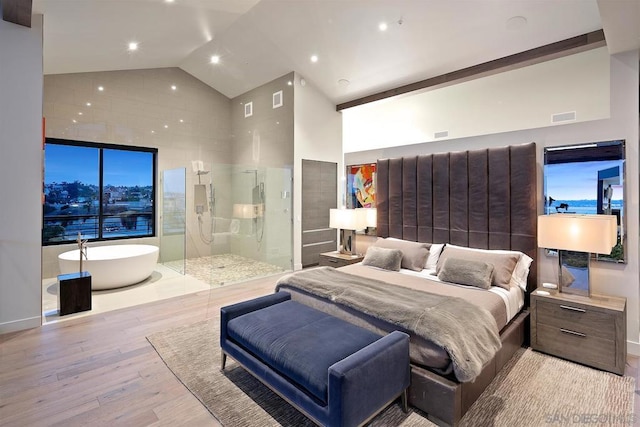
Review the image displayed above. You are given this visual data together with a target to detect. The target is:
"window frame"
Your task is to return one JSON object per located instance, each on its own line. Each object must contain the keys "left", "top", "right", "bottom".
{"left": 43, "top": 138, "right": 158, "bottom": 246}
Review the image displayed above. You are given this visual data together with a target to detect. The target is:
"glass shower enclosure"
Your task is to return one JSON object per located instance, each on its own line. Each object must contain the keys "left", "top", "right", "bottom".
{"left": 185, "top": 163, "right": 292, "bottom": 286}
{"left": 160, "top": 167, "right": 186, "bottom": 274}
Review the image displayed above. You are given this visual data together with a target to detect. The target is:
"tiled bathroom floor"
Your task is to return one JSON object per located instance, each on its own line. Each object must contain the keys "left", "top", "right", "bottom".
{"left": 42, "top": 254, "right": 284, "bottom": 323}
{"left": 42, "top": 263, "right": 212, "bottom": 324}
{"left": 42, "top": 255, "right": 287, "bottom": 325}
{"left": 183, "top": 254, "right": 285, "bottom": 286}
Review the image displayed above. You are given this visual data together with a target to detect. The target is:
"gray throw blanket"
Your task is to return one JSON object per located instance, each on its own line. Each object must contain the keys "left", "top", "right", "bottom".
{"left": 276, "top": 267, "right": 501, "bottom": 382}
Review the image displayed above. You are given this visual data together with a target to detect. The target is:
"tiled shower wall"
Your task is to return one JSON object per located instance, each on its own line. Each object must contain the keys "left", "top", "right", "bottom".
{"left": 42, "top": 67, "right": 232, "bottom": 277}
{"left": 229, "top": 72, "right": 295, "bottom": 268}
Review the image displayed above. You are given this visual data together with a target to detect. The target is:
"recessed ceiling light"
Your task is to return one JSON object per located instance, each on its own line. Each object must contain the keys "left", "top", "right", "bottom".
{"left": 506, "top": 16, "right": 527, "bottom": 31}
{"left": 287, "top": 81, "right": 292, "bottom": 86}
{"left": 179, "top": 119, "right": 184, "bottom": 123}
{"left": 378, "top": 22, "right": 388, "bottom": 31}
{"left": 78, "top": 112, "right": 83, "bottom": 116}
{"left": 310, "top": 55, "right": 318, "bottom": 63}
{"left": 151, "top": 130, "right": 155, "bottom": 134}
{"left": 128, "top": 42, "right": 138, "bottom": 51}
{"left": 210, "top": 55, "right": 220, "bottom": 64}
{"left": 98, "top": 86, "right": 104, "bottom": 91}
{"left": 164, "top": 124, "right": 169, "bottom": 129}
{"left": 171, "top": 85, "right": 177, "bottom": 91}
{"left": 165, "top": 0, "right": 175, "bottom": 3}
{"left": 86, "top": 102, "right": 91, "bottom": 107}
{"left": 72, "top": 119, "right": 77, "bottom": 123}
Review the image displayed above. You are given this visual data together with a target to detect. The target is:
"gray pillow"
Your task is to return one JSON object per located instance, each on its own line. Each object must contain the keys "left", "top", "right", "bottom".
{"left": 362, "top": 247, "right": 403, "bottom": 271}
{"left": 438, "top": 257, "right": 495, "bottom": 289}
{"left": 373, "top": 238, "right": 430, "bottom": 271}
{"left": 436, "top": 245, "right": 519, "bottom": 290}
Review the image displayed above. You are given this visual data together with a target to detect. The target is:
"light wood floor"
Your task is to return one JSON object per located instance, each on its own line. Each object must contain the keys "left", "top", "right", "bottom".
{"left": 2, "top": 276, "right": 639, "bottom": 426}
{"left": 0, "top": 274, "right": 279, "bottom": 426}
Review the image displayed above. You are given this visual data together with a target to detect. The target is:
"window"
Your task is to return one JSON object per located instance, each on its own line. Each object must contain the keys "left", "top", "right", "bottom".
{"left": 43, "top": 139, "right": 157, "bottom": 245}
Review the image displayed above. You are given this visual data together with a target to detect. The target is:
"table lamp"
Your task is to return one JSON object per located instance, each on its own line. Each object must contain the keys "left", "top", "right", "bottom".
{"left": 538, "top": 214, "right": 617, "bottom": 296}
{"left": 330, "top": 208, "right": 367, "bottom": 255}
{"left": 362, "top": 207, "right": 377, "bottom": 229}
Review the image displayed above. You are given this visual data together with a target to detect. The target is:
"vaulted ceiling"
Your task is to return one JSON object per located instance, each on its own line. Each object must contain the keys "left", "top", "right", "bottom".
{"left": 29, "top": 0, "right": 640, "bottom": 105}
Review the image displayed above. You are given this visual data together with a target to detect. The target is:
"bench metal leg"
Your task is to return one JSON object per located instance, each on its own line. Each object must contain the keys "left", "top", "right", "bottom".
{"left": 401, "top": 389, "right": 408, "bottom": 413}
{"left": 221, "top": 352, "right": 227, "bottom": 370}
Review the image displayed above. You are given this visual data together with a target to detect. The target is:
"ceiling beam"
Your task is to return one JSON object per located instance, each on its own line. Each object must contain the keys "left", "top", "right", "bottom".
{"left": 336, "top": 29, "right": 606, "bottom": 111}
{"left": 1, "top": 0, "right": 33, "bottom": 28}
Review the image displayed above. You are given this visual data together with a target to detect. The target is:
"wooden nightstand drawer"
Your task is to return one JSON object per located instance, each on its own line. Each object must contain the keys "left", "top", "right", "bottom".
{"left": 536, "top": 300, "right": 615, "bottom": 340}
{"left": 321, "top": 257, "right": 347, "bottom": 267}
{"left": 535, "top": 323, "right": 616, "bottom": 369}
{"left": 530, "top": 289, "right": 626, "bottom": 375}
{"left": 318, "top": 252, "right": 363, "bottom": 268}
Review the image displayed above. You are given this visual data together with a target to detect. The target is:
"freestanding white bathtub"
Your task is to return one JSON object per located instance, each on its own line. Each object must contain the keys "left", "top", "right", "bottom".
{"left": 58, "top": 244, "right": 159, "bottom": 290}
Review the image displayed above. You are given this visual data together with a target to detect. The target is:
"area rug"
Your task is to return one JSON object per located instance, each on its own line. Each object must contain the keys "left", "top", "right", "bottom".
{"left": 147, "top": 319, "right": 635, "bottom": 427}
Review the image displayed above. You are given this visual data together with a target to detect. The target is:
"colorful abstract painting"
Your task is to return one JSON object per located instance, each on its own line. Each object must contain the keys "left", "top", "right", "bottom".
{"left": 347, "top": 164, "right": 376, "bottom": 208}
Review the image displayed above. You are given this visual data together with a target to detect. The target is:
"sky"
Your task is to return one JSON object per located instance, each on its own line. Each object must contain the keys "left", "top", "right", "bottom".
{"left": 45, "top": 144, "right": 98, "bottom": 185}
{"left": 545, "top": 159, "right": 623, "bottom": 200}
{"left": 103, "top": 149, "right": 153, "bottom": 187}
{"left": 45, "top": 144, "right": 153, "bottom": 187}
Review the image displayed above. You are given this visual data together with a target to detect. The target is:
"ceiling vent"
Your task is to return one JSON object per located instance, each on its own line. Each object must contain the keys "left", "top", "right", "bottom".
{"left": 551, "top": 111, "right": 576, "bottom": 123}
{"left": 434, "top": 130, "right": 449, "bottom": 139}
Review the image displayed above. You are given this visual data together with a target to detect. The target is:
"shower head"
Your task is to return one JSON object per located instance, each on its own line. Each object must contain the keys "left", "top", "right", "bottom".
{"left": 197, "top": 170, "right": 210, "bottom": 175}
{"left": 192, "top": 160, "right": 205, "bottom": 173}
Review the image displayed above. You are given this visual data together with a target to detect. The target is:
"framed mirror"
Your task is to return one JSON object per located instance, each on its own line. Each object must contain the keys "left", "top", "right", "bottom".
{"left": 543, "top": 140, "right": 626, "bottom": 263}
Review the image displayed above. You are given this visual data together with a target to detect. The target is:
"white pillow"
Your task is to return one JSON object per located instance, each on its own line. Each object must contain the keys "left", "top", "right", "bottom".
{"left": 441, "top": 244, "right": 532, "bottom": 291}
{"left": 511, "top": 253, "right": 533, "bottom": 291}
{"left": 424, "top": 243, "right": 445, "bottom": 270}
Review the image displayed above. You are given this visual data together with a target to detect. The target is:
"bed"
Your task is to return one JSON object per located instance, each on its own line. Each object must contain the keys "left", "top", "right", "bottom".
{"left": 278, "top": 142, "right": 537, "bottom": 426}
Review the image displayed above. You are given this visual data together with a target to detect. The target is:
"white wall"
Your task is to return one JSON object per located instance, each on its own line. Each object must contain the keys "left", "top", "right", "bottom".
{"left": 293, "top": 74, "right": 343, "bottom": 270}
{"left": 0, "top": 14, "right": 44, "bottom": 333}
{"left": 343, "top": 47, "right": 611, "bottom": 153}
{"left": 344, "top": 49, "right": 640, "bottom": 352}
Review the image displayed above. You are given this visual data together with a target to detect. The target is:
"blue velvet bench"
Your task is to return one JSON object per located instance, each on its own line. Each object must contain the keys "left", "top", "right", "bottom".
{"left": 220, "top": 291, "right": 410, "bottom": 427}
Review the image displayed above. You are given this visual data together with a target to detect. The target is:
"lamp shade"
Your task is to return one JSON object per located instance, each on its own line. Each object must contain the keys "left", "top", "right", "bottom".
{"left": 330, "top": 208, "right": 367, "bottom": 231}
{"left": 360, "top": 208, "right": 377, "bottom": 227}
{"left": 538, "top": 214, "right": 617, "bottom": 254}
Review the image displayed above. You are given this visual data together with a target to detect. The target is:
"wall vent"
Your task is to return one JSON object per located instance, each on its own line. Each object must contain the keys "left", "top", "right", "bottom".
{"left": 273, "top": 91, "right": 283, "bottom": 109}
{"left": 244, "top": 102, "right": 253, "bottom": 118}
{"left": 434, "top": 130, "right": 449, "bottom": 139}
{"left": 551, "top": 111, "right": 576, "bottom": 123}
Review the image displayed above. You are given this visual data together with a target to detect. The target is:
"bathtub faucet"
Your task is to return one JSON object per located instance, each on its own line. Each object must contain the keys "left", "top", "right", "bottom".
{"left": 76, "top": 232, "right": 88, "bottom": 272}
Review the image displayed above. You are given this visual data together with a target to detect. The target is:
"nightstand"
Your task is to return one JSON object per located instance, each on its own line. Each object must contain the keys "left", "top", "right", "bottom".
{"left": 530, "top": 289, "right": 626, "bottom": 375}
{"left": 318, "top": 251, "right": 364, "bottom": 268}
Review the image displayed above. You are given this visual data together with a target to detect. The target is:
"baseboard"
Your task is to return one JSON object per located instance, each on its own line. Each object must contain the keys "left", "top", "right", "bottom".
{"left": 627, "top": 340, "right": 640, "bottom": 356}
{"left": 0, "top": 315, "right": 41, "bottom": 334}
{"left": 294, "top": 263, "right": 303, "bottom": 271}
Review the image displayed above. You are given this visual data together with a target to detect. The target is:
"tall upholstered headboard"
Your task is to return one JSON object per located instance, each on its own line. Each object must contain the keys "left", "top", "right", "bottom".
{"left": 376, "top": 142, "right": 537, "bottom": 294}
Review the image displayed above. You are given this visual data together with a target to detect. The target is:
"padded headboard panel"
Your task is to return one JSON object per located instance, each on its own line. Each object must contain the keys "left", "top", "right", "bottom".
{"left": 376, "top": 142, "right": 537, "bottom": 294}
